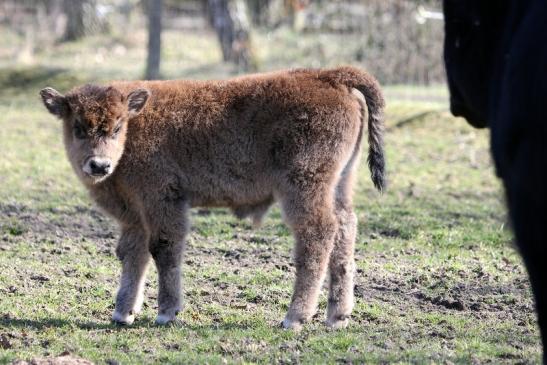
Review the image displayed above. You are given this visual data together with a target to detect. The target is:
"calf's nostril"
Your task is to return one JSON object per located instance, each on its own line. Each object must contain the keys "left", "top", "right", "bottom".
{"left": 88, "top": 159, "right": 111, "bottom": 176}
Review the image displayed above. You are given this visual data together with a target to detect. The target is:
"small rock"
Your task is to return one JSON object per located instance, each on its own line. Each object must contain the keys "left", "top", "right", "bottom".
{"left": 0, "top": 334, "right": 12, "bottom": 349}
{"left": 469, "top": 302, "right": 482, "bottom": 311}
{"left": 30, "top": 275, "right": 50, "bottom": 283}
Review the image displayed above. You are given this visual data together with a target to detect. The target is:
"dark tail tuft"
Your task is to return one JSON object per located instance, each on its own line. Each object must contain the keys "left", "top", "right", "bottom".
{"left": 320, "top": 66, "right": 386, "bottom": 192}
{"left": 364, "top": 92, "right": 386, "bottom": 192}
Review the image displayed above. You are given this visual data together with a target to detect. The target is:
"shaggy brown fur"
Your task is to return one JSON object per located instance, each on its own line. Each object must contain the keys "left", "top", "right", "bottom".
{"left": 40, "top": 66, "right": 385, "bottom": 329}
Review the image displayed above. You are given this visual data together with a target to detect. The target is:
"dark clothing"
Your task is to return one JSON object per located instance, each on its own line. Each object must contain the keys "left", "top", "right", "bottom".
{"left": 443, "top": 0, "right": 547, "bottom": 361}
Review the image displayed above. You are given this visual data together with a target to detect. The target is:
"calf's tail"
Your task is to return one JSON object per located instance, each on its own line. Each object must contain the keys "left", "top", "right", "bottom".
{"left": 320, "top": 66, "right": 386, "bottom": 192}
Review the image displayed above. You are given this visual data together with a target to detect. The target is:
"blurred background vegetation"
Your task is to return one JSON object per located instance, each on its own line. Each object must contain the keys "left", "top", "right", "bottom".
{"left": 0, "top": 0, "right": 445, "bottom": 99}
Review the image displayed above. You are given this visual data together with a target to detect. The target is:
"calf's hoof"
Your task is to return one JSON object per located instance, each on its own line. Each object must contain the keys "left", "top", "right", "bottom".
{"left": 325, "top": 315, "right": 349, "bottom": 329}
{"left": 112, "top": 310, "right": 135, "bottom": 325}
{"left": 281, "top": 311, "right": 312, "bottom": 331}
{"left": 281, "top": 317, "right": 304, "bottom": 331}
{"left": 155, "top": 310, "right": 179, "bottom": 325}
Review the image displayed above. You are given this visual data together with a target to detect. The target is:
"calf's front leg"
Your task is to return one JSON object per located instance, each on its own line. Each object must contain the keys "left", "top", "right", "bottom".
{"left": 112, "top": 226, "right": 151, "bottom": 325}
{"left": 148, "top": 201, "right": 189, "bottom": 325}
{"left": 150, "top": 240, "right": 185, "bottom": 324}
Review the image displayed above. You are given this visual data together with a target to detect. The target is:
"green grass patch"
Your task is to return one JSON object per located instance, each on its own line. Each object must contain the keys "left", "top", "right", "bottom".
{"left": 0, "top": 26, "right": 541, "bottom": 364}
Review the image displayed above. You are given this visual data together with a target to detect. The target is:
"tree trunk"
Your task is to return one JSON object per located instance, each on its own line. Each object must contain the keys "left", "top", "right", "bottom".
{"left": 62, "top": 0, "right": 102, "bottom": 41}
{"left": 208, "top": 0, "right": 233, "bottom": 62}
{"left": 208, "top": 0, "right": 256, "bottom": 72}
{"left": 63, "top": 0, "right": 85, "bottom": 41}
{"left": 246, "top": 0, "right": 271, "bottom": 26}
{"left": 145, "top": 0, "right": 163, "bottom": 80}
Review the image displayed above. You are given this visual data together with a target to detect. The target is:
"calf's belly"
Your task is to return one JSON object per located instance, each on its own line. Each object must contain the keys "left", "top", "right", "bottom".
{"left": 186, "top": 177, "right": 274, "bottom": 209}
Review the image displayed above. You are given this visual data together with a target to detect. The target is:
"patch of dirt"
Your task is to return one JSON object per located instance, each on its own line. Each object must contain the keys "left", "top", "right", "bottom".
{"left": 354, "top": 253, "right": 535, "bottom": 328}
{"left": 1, "top": 203, "right": 534, "bottom": 320}
{"left": 13, "top": 352, "right": 94, "bottom": 365}
{"left": 0, "top": 203, "right": 117, "bottom": 254}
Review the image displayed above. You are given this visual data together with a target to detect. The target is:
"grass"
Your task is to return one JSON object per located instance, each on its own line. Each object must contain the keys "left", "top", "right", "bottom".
{"left": 0, "top": 25, "right": 542, "bottom": 364}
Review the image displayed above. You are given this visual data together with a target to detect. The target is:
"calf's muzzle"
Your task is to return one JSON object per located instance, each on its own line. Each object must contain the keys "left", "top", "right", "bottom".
{"left": 84, "top": 157, "right": 112, "bottom": 177}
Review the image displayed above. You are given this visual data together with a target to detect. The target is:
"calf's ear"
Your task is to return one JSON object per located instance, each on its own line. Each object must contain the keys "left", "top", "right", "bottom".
{"left": 127, "top": 89, "right": 150, "bottom": 117}
{"left": 40, "top": 87, "right": 68, "bottom": 118}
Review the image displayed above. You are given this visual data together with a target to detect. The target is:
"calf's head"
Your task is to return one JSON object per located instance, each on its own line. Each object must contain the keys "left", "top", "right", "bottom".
{"left": 40, "top": 84, "right": 149, "bottom": 184}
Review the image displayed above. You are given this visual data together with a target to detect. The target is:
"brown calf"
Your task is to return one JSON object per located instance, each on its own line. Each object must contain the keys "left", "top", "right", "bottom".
{"left": 40, "top": 66, "right": 385, "bottom": 330}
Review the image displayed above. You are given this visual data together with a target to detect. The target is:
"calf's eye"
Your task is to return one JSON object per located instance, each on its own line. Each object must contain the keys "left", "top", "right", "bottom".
{"left": 112, "top": 122, "right": 122, "bottom": 137}
{"left": 73, "top": 124, "right": 86, "bottom": 139}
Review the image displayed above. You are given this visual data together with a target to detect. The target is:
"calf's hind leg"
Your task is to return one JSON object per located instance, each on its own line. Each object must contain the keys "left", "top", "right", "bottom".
{"left": 326, "top": 170, "right": 358, "bottom": 328}
{"left": 112, "top": 226, "right": 151, "bottom": 325}
{"left": 327, "top": 118, "right": 362, "bottom": 329}
{"left": 281, "top": 188, "right": 338, "bottom": 330}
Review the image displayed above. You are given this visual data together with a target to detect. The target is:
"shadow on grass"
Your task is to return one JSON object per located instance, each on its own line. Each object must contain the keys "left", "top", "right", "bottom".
{"left": 0, "top": 66, "right": 87, "bottom": 99}
{"left": 0, "top": 316, "right": 255, "bottom": 331}
{"left": 0, "top": 317, "right": 141, "bottom": 330}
